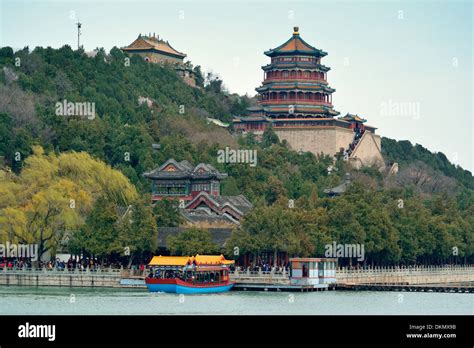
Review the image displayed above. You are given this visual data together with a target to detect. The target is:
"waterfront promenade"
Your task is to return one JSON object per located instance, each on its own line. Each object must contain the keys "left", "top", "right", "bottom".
{"left": 336, "top": 265, "right": 474, "bottom": 285}
{"left": 0, "top": 266, "right": 125, "bottom": 287}
{"left": 231, "top": 265, "right": 474, "bottom": 292}
{"left": 0, "top": 265, "right": 472, "bottom": 291}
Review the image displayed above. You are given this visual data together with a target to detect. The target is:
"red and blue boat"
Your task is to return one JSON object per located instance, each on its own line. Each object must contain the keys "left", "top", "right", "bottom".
{"left": 145, "top": 254, "right": 234, "bottom": 294}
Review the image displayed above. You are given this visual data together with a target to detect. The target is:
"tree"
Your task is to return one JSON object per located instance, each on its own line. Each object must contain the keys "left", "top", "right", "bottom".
{"left": 167, "top": 228, "right": 219, "bottom": 256}
{"left": 118, "top": 196, "right": 157, "bottom": 267}
{"left": 0, "top": 113, "right": 14, "bottom": 165}
{"left": 264, "top": 176, "right": 287, "bottom": 204}
{"left": 225, "top": 227, "right": 257, "bottom": 261}
{"left": 229, "top": 94, "right": 251, "bottom": 116}
{"left": 261, "top": 126, "right": 279, "bottom": 148}
{"left": 0, "top": 146, "right": 137, "bottom": 261}
{"left": 152, "top": 199, "right": 183, "bottom": 227}
{"left": 0, "top": 47, "right": 14, "bottom": 65}
{"left": 221, "top": 177, "right": 240, "bottom": 196}
{"left": 205, "top": 72, "right": 224, "bottom": 94}
{"left": 71, "top": 196, "right": 121, "bottom": 261}
{"left": 240, "top": 203, "right": 294, "bottom": 267}
{"left": 193, "top": 65, "right": 204, "bottom": 88}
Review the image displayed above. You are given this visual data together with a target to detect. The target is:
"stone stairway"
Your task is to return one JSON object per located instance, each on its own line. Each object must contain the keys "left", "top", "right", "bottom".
{"left": 343, "top": 129, "right": 365, "bottom": 160}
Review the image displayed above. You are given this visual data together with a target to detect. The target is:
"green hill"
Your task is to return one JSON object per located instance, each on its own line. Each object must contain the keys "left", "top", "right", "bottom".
{"left": 0, "top": 45, "right": 472, "bottom": 265}
{"left": 382, "top": 138, "right": 473, "bottom": 190}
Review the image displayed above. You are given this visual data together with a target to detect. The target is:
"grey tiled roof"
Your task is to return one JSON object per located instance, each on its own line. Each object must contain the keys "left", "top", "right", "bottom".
{"left": 186, "top": 192, "right": 253, "bottom": 217}
{"left": 212, "top": 195, "right": 253, "bottom": 215}
{"left": 234, "top": 115, "right": 269, "bottom": 122}
{"left": 246, "top": 105, "right": 264, "bottom": 111}
{"left": 324, "top": 175, "right": 351, "bottom": 195}
{"left": 181, "top": 209, "right": 237, "bottom": 224}
{"left": 143, "top": 159, "right": 227, "bottom": 180}
{"left": 323, "top": 182, "right": 350, "bottom": 194}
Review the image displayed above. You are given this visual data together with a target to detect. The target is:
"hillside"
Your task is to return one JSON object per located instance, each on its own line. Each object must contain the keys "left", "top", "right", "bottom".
{"left": 0, "top": 45, "right": 473, "bottom": 265}
{"left": 382, "top": 138, "right": 473, "bottom": 190}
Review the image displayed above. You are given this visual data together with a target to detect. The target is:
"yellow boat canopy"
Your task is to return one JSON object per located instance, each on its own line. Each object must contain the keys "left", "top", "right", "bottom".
{"left": 194, "top": 254, "right": 234, "bottom": 266}
{"left": 148, "top": 256, "right": 192, "bottom": 266}
{"left": 148, "top": 254, "right": 234, "bottom": 266}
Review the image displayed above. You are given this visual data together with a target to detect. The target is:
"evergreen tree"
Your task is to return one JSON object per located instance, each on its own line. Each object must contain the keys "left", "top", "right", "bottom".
{"left": 167, "top": 228, "right": 219, "bottom": 256}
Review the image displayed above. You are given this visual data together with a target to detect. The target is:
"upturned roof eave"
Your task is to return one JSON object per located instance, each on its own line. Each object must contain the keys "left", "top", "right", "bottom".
{"left": 122, "top": 47, "right": 186, "bottom": 59}
{"left": 122, "top": 36, "right": 187, "bottom": 59}
{"left": 264, "top": 49, "right": 327, "bottom": 57}
{"left": 257, "top": 83, "right": 334, "bottom": 91}
{"left": 264, "top": 34, "right": 327, "bottom": 57}
{"left": 261, "top": 63, "right": 331, "bottom": 72}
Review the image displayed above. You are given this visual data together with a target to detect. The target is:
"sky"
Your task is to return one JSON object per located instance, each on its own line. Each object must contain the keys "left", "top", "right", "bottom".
{"left": 1, "top": 0, "right": 472, "bottom": 172}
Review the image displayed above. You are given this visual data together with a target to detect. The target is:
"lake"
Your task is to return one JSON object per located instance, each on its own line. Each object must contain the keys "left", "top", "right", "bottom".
{"left": 0, "top": 286, "right": 472, "bottom": 315}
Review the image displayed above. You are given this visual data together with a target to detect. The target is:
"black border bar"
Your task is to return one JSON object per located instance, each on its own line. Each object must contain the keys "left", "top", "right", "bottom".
{"left": 0, "top": 315, "right": 471, "bottom": 346}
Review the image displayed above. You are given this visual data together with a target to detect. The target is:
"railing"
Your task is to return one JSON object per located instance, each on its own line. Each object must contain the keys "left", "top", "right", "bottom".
{"left": 4, "top": 265, "right": 471, "bottom": 280}
{"left": 336, "top": 265, "right": 474, "bottom": 285}
{"left": 1, "top": 266, "right": 124, "bottom": 276}
{"left": 337, "top": 265, "right": 473, "bottom": 274}
{"left": 263, "top": 77, "right": 327, "bottom": 83}
{"left": 231, "top": 267, "right": 289, "bottom": 278}
{"left": 260, "top": 100, "right": 332, "bottom": 106}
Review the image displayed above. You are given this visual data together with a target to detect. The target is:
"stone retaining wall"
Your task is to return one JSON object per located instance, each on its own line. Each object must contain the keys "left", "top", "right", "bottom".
{"left": 0, "top": 270, "right": 122, "bottom": 288}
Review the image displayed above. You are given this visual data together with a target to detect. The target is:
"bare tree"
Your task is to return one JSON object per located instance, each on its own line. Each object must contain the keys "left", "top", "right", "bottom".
{"left": 389, "top": 160, "right": 458, "bottom": 195}
{"left": 0, "top": 84, "right": 39, "bottom": 132}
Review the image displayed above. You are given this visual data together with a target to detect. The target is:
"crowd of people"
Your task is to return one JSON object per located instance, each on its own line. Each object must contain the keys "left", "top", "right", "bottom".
{"left": 0, "top": 257, "right": 124, "bottom": 271}
{"left": 0, "top": 258, "right": 32, "bottom": 269}
{"left": 232, "top": 263, "right": 290, "bottom": 274}
{"left": 346, "top": 126, "right": 365, "bottom": 156}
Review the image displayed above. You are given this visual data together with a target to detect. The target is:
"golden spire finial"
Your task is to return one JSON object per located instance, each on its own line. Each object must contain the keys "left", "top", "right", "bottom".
{"left": 293, "top": 26, "right": 299, "bottom": 35}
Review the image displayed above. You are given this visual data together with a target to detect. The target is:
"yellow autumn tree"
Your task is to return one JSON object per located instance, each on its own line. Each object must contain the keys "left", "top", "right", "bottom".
{"left": 0, "top": 146, "right": 138, "bottom": 260}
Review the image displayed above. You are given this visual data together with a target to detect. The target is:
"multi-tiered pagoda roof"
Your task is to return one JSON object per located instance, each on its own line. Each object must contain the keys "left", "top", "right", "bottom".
{"left": 255, "top": 26, "right": 339, "bottom": 119}
{"left": 263, "top": 27, "right": 328, "bottom": 57}
{"left": 233, "top": 27, "right": 384, "bottom": 170}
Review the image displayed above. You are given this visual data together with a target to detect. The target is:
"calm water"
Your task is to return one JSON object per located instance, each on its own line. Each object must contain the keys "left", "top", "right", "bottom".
{"left": 0, "top": 286, "right": 472, "bottom": 315}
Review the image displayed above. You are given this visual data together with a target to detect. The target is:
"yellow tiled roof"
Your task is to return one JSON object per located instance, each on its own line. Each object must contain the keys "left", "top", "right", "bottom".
{"left": 148, "top": 254, "right": 234, "bottom": 266}
{"left": 148, "top": 255, "right": 192, "bottom": 266}
{"left": 123, "top": 36, "right": 186, "bottom": 58}
{"left": 195, "top": 254, "right": 234, "bottom": 265}
{"left": 278, "top": 36, "right": 314, "bottom": 52}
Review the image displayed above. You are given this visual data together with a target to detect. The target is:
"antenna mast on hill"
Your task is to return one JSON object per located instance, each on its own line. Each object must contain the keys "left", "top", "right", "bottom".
{"left": 76, "top": 20, "right": 82, "bottom": 50}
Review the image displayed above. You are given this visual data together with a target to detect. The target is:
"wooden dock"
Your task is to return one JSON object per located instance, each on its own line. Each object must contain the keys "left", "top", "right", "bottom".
{"left": 233, "top": 283, "right": 330, "bottom": 292}
{"left": 336, "top": 283, "right": 474, "bottom": 293}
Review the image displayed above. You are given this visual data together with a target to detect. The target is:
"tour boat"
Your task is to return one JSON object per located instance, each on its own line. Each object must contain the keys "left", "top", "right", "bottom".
{"left": 145, "top": 254, "right": 234, "bottom": 294}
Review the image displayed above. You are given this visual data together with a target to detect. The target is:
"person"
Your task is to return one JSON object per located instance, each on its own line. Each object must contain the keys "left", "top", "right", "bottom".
{"left": 302, "top": 264, "right": 308, "bottom": 277}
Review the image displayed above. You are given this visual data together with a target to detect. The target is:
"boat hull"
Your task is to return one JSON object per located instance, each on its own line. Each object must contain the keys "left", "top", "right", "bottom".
{"left": 146, "top": 278, "right": 234, "bottom": 294}
{"left": 175, "top": 283, "right": 233, "bottom": 294}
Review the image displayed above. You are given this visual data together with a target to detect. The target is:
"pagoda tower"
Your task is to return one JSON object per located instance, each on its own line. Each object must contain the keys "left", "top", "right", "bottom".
{"left": 233, "top": 27, "right": 385, "bottom": 169}
{"left": 257, "top": 26, "right": 339, "bottom": 119}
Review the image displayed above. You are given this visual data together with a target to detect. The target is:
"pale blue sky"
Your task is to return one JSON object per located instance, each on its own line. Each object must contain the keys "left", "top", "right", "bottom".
{"left": 1, "top": 0, "right": 472, "bottom": 172}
